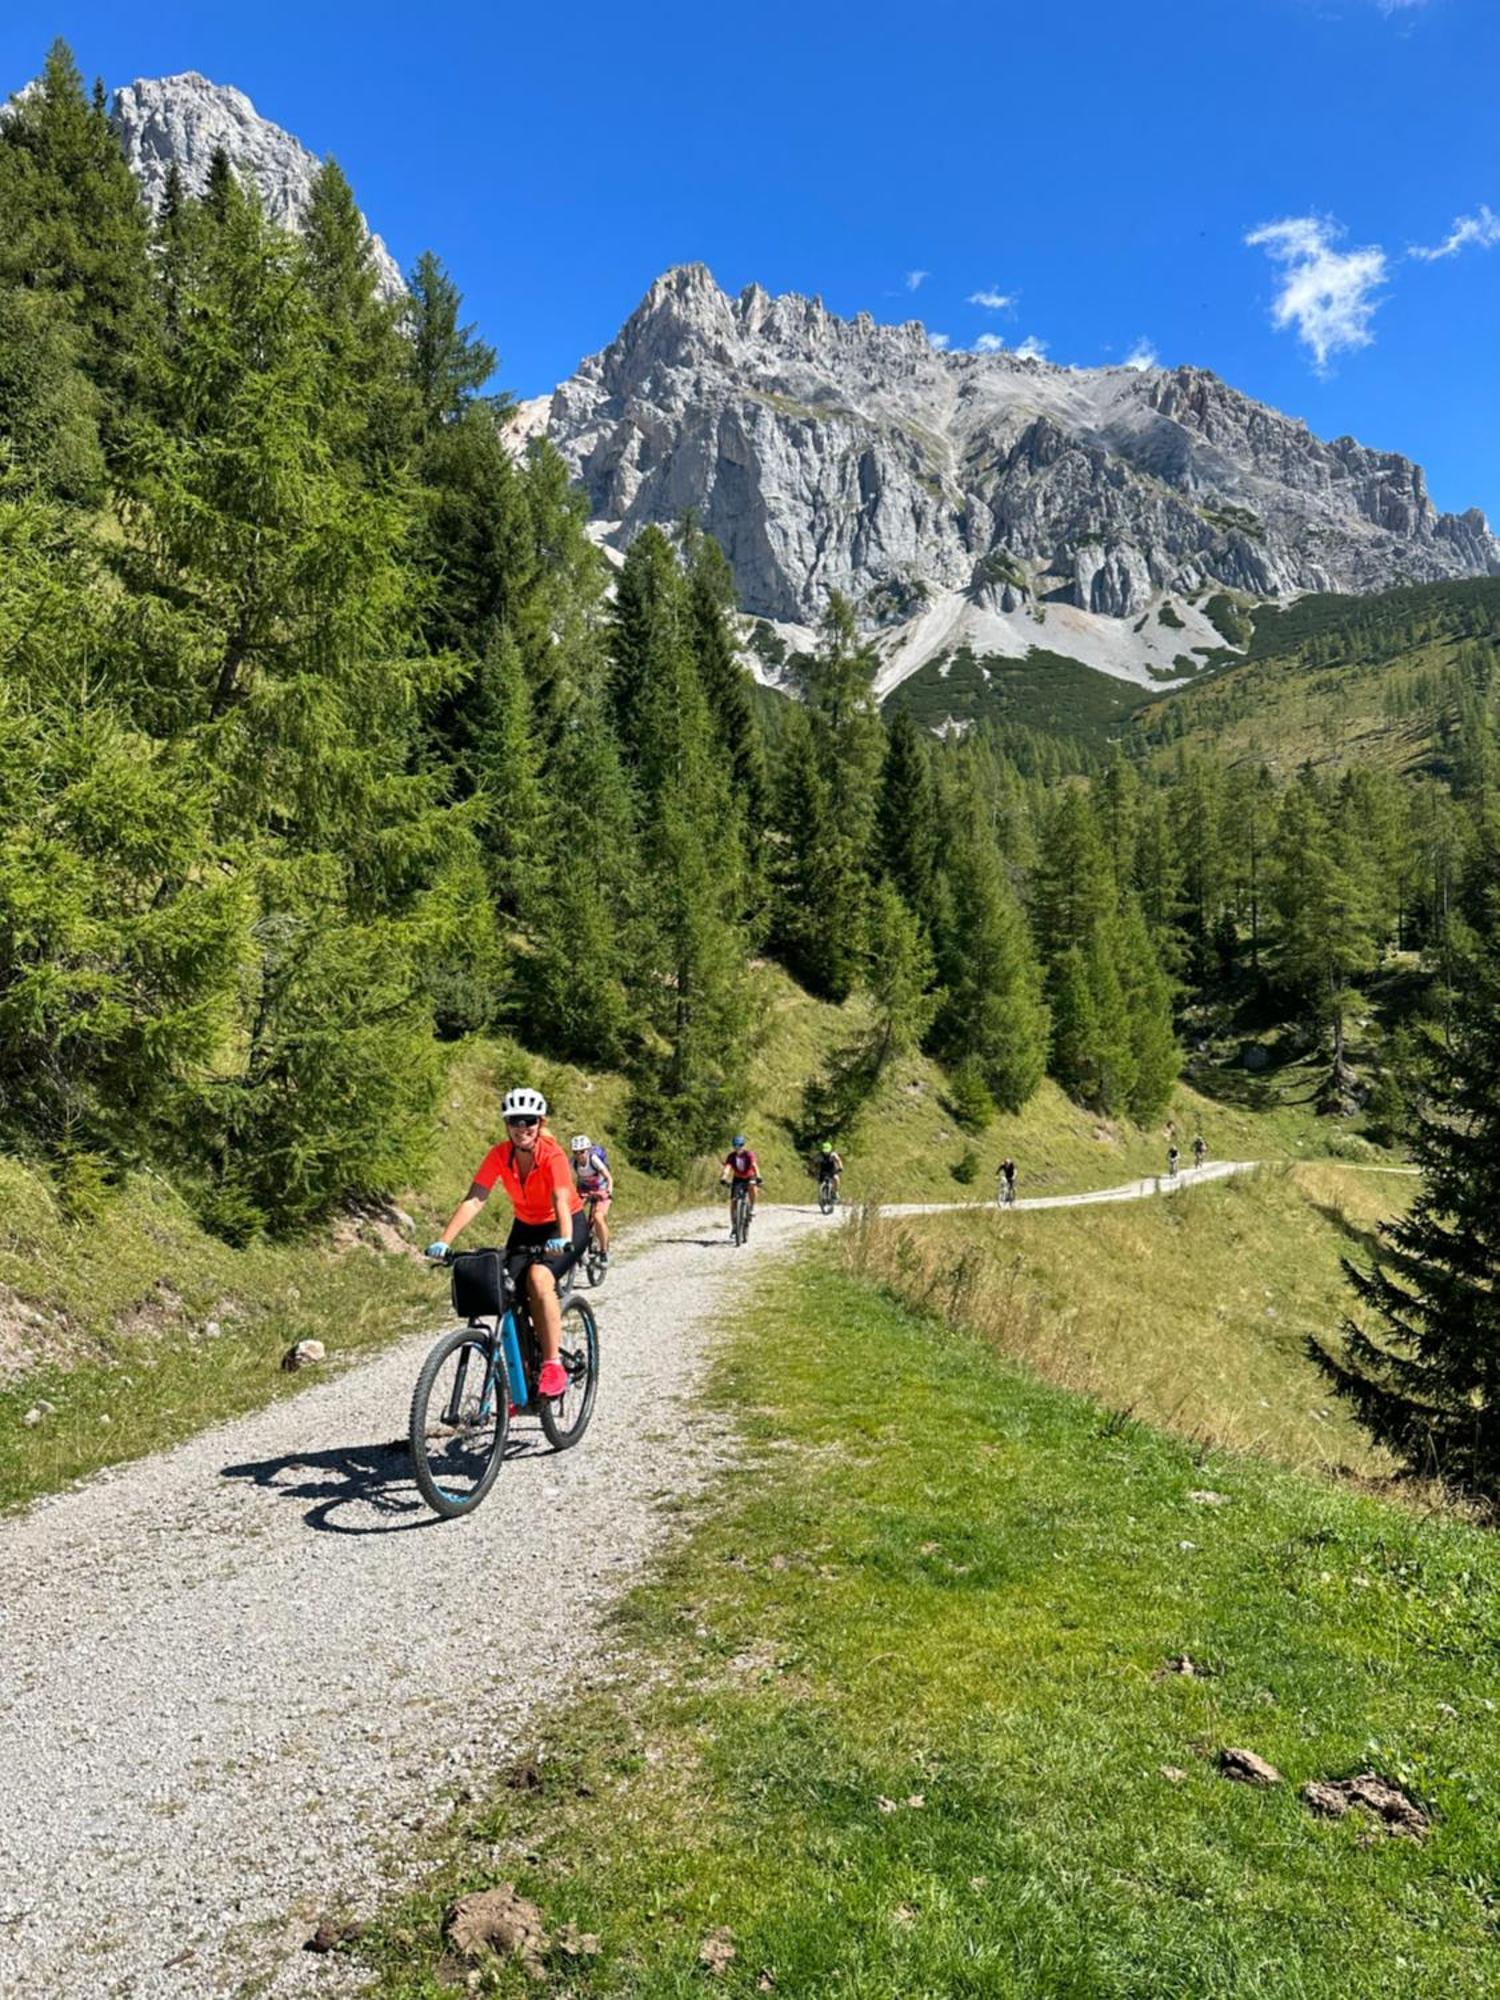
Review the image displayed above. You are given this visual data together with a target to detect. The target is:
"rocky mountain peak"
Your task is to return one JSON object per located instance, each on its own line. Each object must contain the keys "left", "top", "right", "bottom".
{"left": 108, "top": 71, "right": 404, "bottom": 300}
{"left": 533, "top": 264, "right": 1499, "bottom": 687}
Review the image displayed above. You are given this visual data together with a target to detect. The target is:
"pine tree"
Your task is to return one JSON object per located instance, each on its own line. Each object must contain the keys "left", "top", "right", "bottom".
{"left": 1271, "top": 774, "right": 1379, "bottom": 1080}
{"left": 684, "top": 527, "right": 768, "bottom": 905}
{"left": 117, "top": 175, "right": 469, "bottom": 1230}
{"left": 404, "top": 250, "right": 497, "bottom": 435}
{"left": 1115, "top": 897, "right": 1179, "bottom": 1121}
{"left": 0, "top": 41, "right": 153, "bottom": 436}
{"left": 875, "top": 709, "right": 939, "bottom": 916}
{"left": 929, "top": 802, "right": 1048, "bottom": 1111}
{"left": 770, "top": 592, "right": 884, "bottom": 999}
{"left": 1313, "top": 926, "right": 1500, "bottom": 1500}
{"left": 300, "top": 159, "right": 416, "bottom": 473}
{"left": 610, "top": 529, "right": 750, "bottom": 1169}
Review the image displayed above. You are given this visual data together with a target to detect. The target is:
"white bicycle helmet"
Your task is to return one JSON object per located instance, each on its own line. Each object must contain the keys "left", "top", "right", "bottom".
{"left": 501, "top": 1085, "right": 547, "bottom": 1120}
{"left": 570, "top": 1134, "right": 592, "bottom": 1152}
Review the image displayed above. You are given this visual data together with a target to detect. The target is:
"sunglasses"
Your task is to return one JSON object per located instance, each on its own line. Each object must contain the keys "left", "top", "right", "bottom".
{"left": 505, "top": 1115, "right": 541, "bottom": 1130}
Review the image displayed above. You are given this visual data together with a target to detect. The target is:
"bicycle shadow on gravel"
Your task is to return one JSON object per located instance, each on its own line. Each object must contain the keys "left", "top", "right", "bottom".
{"left": 221, "top": 1430, "right": 557, "bottom": 1535}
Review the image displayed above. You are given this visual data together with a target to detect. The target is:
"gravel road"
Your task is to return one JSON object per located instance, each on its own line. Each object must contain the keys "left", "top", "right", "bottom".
{"left": 0, "top": 1165, "right": 1256, "bottom": 1998}
{"left": 0, "top": 1201, "right": 822, "bottom": 2000}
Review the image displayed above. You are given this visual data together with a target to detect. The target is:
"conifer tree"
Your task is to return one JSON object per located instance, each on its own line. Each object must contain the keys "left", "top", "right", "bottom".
{"left": 405, "top": 250, "right": 497, "bottom": 436}
{"left": 876, "top": 709, "right": 939, "bottom": 916}
{"left": 770, "top": 593, "right": 883, "bottom": 999}
{"left": 929, "top": 802, "right": 1048, "bottom": 1111}
{"left": 610, "top": 529, "right": 750, "bottom": 1168}
{"left": 118, "top": 175, "right": 469, "bottom": 1230}
{"left": 300, "top": 159, "right": 415, "bottom": 472}
{"left": 1115, "top": 897, "right": 1179, "bottom": 1121}
{"left": 684, "top": 527, "right": 768, "bottom": 904}
{"left": 0, "top": 41, "right": 152, "bottom": 436}
{"left": 1314, "top": 925, "right": 1500, "bottom": 1500}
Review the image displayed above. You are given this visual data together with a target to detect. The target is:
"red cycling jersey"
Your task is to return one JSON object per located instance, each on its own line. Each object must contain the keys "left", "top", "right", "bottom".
{"left": 472, "top": 1133, "right": 582, "bottom": 1226}
{"left": 723, "top": 1147, "right": 759, "bottom": 1181}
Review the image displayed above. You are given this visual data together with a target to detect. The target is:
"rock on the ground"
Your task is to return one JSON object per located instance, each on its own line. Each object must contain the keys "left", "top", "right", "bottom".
{"left": 280, "top": 1338, "right": 326, "bottom": 1372}
{"left": 1219, "top": 1747, "right": 1283, "bottom": 1786}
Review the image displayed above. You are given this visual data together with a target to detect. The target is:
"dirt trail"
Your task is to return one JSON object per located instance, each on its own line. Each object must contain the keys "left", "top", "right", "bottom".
{"left": 0, "top": 1165, "right": 1256, "bottom": 1999}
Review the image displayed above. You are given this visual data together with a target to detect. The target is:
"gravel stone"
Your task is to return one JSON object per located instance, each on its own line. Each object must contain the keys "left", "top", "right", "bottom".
{"left": 0, "top": 1203, "right": 819, "bottom": 1999}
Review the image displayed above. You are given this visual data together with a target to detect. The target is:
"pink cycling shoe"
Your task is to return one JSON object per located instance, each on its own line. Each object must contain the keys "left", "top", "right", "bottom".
{"left": 537, "top": 1359, "right": 569, "bottom": 1400}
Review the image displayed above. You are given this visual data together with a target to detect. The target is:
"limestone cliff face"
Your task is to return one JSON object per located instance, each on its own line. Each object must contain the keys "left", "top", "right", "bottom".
{"left": 538, "top": 263, "right": 1499, "bottom": 628}
{"left": 108, "top": 73, "right": 404, "bottom": 301}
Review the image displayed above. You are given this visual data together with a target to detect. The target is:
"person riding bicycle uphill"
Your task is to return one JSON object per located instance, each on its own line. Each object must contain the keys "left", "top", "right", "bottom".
{"left": 720, "top": 1134, "right": 762, "bottom": 1214}
{"left": 426, "top": 1087, "right": 588, "bottom": 1401}
{"left": 813, "top": 1142, "right": 843, "bottom": 1197}
{"left": 997, "top": 1157, "right": 1017, "bottom": 1205}
{"left": 571, "top": 1134, "right": 613, "bottom": 1262}
{"left": 1192, "top": 1134, "right": 1207, "bottom": 1170}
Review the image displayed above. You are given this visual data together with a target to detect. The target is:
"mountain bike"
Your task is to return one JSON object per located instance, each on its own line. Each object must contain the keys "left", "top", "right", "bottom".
{"left": 817, "top": 1174, "right": 838, "bottom": 1216}
{"left": 409, "top": 1247, "right": 599, "bottom": 1520}
{"left": 583, "top": 1196, "right": 608, "bottom": 1288}
{"left": 996, "top": 1177, "right": 1016, "bottom": 1209}
{"left": 728, "top": 1178, "right": 756, "bottom": 1246}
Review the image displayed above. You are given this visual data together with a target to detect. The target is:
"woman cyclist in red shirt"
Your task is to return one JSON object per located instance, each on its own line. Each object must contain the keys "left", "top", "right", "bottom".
{"left": 426, "top": 1086, "right": 587, "bottom": 1400}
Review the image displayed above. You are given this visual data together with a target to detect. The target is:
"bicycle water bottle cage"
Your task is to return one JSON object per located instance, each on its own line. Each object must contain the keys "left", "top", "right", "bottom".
{"left": 449, "top": 1249, "right": 506, "bottom": 1321}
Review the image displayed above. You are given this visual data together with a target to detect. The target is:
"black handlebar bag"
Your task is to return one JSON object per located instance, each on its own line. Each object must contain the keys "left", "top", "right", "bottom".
{"left": 450, "top": 1249, "right": 507, "bottom": 1321}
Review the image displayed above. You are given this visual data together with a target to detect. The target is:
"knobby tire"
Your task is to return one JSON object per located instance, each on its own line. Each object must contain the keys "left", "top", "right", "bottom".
{"left": 539, "top": 1293, "right": 599, "bottom": 1451}
{"left": 408, "top": 1325, "right": 510, "bottom": 1520}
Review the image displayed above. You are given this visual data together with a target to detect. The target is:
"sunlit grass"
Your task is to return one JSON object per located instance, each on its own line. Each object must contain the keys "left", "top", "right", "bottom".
{"left": 359, "top": 1254, "right": 1500, "bottom": 1999}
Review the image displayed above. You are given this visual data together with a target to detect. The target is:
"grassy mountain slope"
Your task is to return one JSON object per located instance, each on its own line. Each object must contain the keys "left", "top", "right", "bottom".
{"left": 1131, "top": 576, "right": 1500, "bottom": 778}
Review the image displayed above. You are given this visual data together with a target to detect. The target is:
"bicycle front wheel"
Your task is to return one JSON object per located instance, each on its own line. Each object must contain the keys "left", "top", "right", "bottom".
{"left": 408, "top": 1326, "right": 510, "bottom": 1519}
{"left": 539, "top": 1293, "right": 599, "bottom": 1451}
{"left": 818, "top": 1181, "right": 835, "bottom": 1215}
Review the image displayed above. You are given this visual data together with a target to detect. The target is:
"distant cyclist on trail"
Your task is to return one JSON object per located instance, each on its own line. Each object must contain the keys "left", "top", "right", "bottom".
{"left": 813, "top": 1142, "right": 843, "bottom": 1199}
{"left": 1192, "top": 1134, "right": 1207, "bottom": 1169}
{"left": 720, "top": 1134, "right": 762, "bottom": 1216}
{"left": 426, "top": 1086, "right": 586, "bottom": 1402}
{"left": 997, "top": 1157, "right": 1017, "bottom": 1206}
{"left": 571, "top": 1134, "right": 613, "bottom": 1265}
{"left": 1167, "top": 1144, "right": 1180, "bottom": 1179}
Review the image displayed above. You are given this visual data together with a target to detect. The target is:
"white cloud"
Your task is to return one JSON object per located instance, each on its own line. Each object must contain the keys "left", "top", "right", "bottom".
{"left": 1377, "top": 0, "right": 1432, "bottom": 12}
{"left": 905, "top": 269, "right": 930, "bottom": 291}
{"left": 928, "top": 331, "right": 951, "bottom": 351}
{"left": 966, "top": 287, "right": 1014, "bottom": 310}
{"left": 974, "top": 332, "right": 1006, "bottom": 353}
{"left": 1410, "top": 204, "right": 1500, "bottom": 260}
{"left": 1014, "top": 334, "right": 1048, "bottom": 361}
{"left": 1123, "top": 338, "right": 1159, "bottom": 371}
{"left": 1245, "top": 215, "right": 1386, "bottom": 373}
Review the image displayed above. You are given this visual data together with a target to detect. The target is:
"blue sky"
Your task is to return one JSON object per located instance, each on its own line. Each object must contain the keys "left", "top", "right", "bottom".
{"left": 5, "top": 0, "right": 1498, "bottom": 522}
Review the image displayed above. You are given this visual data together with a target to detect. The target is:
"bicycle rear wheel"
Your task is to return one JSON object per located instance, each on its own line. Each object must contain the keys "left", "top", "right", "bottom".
{"left": 408, "top": 1326, "right": 509, "bottom": 1519}
{"left": 539, "top": 1294, "right": 599, "bottom": 1451}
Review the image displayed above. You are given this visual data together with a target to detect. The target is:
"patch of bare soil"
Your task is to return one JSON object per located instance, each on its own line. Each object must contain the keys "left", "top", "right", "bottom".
{"left": 1302, "top": 1773, "right": 1429, "bottom": 1839}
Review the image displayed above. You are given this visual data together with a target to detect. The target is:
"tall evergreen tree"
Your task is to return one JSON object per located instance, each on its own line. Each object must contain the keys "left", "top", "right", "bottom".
{"left": 684, "top": 527, "right": 768, "bottom": 906}
{"left": 929, "top": 801, "right": 1048, "bottom": 1111}
{"left": 1314, "top": 924, "right": 1500, "bottom": 1500}
{"left": 876, "top": 709, "right": 940, "bottom": 917}
{"left": 404, "top": 250, "right": 497, "bottom": 436}
{"left": 0, "top": 40, "right": 152, "bottom": 435}
{"left": 610, "top": 529, "right": 750, "bottom": 1168}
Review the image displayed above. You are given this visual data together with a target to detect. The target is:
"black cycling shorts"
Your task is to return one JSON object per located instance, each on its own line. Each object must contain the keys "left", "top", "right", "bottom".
{"left": 505, "top": 1209, "right": 588, "bottom": 1289}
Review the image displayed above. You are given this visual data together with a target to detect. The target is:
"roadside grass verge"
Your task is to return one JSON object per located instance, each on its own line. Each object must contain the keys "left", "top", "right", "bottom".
{"left": 357, "top": 1255, "right": 1500, "bottom": 1998}
{"left": 845, "top": 1162, "right": 1402, "bottom": 1478}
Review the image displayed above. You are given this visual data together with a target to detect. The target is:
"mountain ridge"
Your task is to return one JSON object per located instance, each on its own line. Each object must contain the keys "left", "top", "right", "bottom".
{"left": 528, "top": 261, "right": 1499, "bottom": 690}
